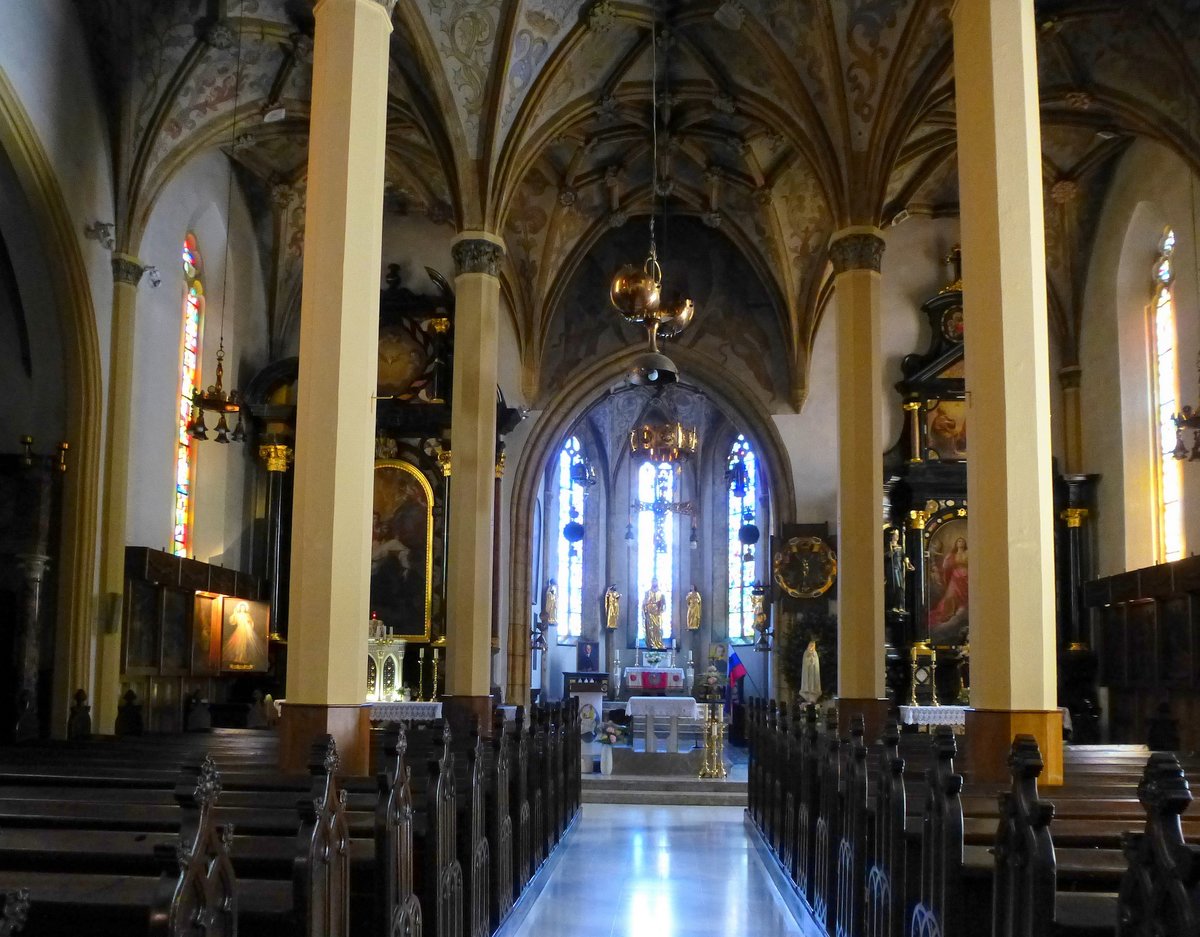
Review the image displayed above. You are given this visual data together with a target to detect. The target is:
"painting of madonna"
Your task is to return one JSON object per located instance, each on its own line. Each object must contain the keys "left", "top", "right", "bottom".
{"left": 927, "top": 519, "right": 969, "bottom": 646}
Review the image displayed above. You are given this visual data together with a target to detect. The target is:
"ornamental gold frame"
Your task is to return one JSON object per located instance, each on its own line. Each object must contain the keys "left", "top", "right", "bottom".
{"left": 374, "top": 459, "right": 434, "bottom": 643}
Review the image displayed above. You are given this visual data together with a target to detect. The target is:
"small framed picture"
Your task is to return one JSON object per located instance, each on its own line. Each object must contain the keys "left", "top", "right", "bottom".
{"left": 577, "top": 640, "right": 600, "bottom": 672}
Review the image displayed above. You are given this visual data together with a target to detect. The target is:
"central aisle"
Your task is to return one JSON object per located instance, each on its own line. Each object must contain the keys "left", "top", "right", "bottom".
{"left": 504, "top": 804, "right": 806, "bottom": 937}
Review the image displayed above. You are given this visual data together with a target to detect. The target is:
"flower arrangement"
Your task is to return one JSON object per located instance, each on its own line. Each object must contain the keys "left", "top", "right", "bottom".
{"left": 596, "top": 721, "right": 626, "bottom": 745}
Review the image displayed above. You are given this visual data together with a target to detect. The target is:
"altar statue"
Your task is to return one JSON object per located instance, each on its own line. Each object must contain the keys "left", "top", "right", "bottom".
{"left": 604, "top": 584, "right": 621, "bottom": 630}
{"left": 642, "top": 579, "right": 666, "bottom": 649}
{"left": 685, "top": 586, "right": 702, "bottom": 631}
{"left": 543, "top": 579, "right": 558, "bottom": 626}
{"left": 887, "top": 528, "right": 914, "bottom": 614}
{"left": 799, "top": 639, "right": 822, "bottom": 704}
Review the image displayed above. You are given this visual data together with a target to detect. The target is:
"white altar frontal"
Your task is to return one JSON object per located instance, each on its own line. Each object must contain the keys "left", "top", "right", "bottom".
{"left": 627, "top": 696, "right": 699, "bottom": 719}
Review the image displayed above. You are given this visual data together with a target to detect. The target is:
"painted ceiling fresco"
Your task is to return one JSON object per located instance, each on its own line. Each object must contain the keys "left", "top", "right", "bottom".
{"left": 71, "top": 0, "right": 1200, "bottom": 403}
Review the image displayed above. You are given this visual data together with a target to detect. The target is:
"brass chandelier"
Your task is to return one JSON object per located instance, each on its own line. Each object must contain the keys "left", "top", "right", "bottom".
{"left": 608, "top": 7, "right": 696, "bottom": 385}
{"left": 629, "top": 422, "right": 698, "bottom": 464}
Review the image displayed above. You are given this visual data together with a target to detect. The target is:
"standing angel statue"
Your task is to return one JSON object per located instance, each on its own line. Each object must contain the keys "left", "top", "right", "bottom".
{"left": 685, "top": 586, "right": 702, "bottom": 631}
{"left": 604, "top": 584, "right": 621, "bottom": 630}
{"left": 542, "top": 579, "right": 558, "bottom": 626}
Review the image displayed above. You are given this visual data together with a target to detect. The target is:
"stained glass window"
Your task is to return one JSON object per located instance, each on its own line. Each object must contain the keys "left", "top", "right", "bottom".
{"left": 727, "top": 435, "right": 758, "bottom": 641}
{"left": 174, "top": 234, "right": 203, "bottom": 557}
{"left": 636, "top": 461, "right": 676, "bottom": 644}
{"left": 1153, "top": 229, "right": 1184, "bottom": 562}
{"left": 555, "top": 436, "right": 586, "bottom": 638}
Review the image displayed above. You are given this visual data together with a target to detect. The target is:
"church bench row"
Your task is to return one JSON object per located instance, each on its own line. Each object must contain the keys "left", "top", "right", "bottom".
{"left": 746, "top": 699, "right": 1200, "bottom": 937}
{"left": 0, "top": 700, "right": 581, "bottom": 937}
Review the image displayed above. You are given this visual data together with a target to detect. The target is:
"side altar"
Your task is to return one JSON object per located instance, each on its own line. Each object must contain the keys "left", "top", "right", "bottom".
{"left": 618, "top": 648, "right": 693, "bottom": 697}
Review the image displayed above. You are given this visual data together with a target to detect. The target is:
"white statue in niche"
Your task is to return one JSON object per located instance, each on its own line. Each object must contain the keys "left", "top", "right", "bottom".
{"left": 799, "top": 639, "right": 822, "bottom": 704}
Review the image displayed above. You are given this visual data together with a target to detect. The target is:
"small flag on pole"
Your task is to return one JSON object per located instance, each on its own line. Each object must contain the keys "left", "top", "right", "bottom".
{"left": 729, "top": 651, "right": 748, "bottom": 684}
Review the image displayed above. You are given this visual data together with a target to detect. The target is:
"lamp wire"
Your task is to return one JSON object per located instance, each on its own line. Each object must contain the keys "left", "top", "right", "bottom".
{"left": 219, "top": 15, "right": 245, "bottom": 352}
{"left": 648, "top": 3, "right": 658, "bottom": 268}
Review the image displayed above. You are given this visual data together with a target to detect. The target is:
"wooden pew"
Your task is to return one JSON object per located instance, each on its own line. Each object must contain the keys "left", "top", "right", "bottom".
{"left": 1117, "top": 752, "right": 1200, "bottom": 935}
{"left": 407, "top": 721, "right": 464, "bottom": 937}
{"left": 0, "top": 756, "right": 239, "bottom": 937}
{"left": 484, "top": 710, "right": 514, "bottom": 932}
{"left": 374, "top": 722, "right": 423, "bottom": 937}
{"left": 507, "top": 708, "right": 532, "bottom": 897}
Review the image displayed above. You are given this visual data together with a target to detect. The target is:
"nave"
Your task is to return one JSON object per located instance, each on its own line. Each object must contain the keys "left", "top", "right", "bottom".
{"left": 502, "top": 804, "right": 805, "bottom": 937}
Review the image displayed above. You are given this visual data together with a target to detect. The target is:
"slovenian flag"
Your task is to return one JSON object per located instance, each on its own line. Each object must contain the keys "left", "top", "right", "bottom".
{"left": 729, "top": 651, "right": 748, "bottom": 683}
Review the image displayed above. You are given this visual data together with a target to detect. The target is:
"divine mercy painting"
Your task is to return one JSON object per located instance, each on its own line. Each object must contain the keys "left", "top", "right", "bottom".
{"left": 221, "top": 598, "right": 270, "bottom": 673}
{"left": 927, "top": 517, "right": 969, "bottom": 646}
{"left": 371, "top": 460, "right": 434, "bottom": 641}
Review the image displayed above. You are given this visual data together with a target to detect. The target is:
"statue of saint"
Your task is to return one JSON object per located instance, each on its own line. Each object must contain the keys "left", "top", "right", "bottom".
{"left": 887, "top": 528, "right": 914, "bottom": 613}
{"left": 642, "top": 578, "right": 666, "bottom": 649}
{"left": 799, "top": 639, "right": 822, "bottom": 704}
{"left": 685, "top": 586, "right": 702, "bottom": 631}
{"left": 542, "top": 579, "right": 558, "bottom": 626}
{"left": 751, "top": 592, "right": 768, "bottom": 633}
{"left": 604, "top": 585, "right": 621, "bottom": 630}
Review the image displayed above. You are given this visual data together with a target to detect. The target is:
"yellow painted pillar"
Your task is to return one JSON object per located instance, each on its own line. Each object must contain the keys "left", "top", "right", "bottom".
{"left": 954, "top": 0, "right": 1063, "bottom": 784}
{"left": 95, "top": 254, "right": 145, "bottom": 733}
{"left": 279, "top": 0, "right": 394, "bottom": 774}
{"left": 444, "top": 231, "right": 505, "bottom": 732}
{"left": 830, "top": 226, "right": 889, "bottom": 738}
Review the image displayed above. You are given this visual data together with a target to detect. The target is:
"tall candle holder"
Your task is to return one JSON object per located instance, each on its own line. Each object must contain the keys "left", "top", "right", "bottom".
{"left": 416, "top": 647, "right": 427, "bottom": 701}
{"left": 431, "top": 648, "right": 441, "bottom": 699}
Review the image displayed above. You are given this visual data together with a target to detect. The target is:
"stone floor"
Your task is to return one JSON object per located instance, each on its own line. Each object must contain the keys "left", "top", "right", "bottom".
{"left": 501, "top": 804, "right": 806, "bottom": 937}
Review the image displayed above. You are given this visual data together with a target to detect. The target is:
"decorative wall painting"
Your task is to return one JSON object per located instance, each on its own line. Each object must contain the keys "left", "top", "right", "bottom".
{"left": 926, "top": 399, "right": 967, "bottom": 461}
{"left": 371, "top": 460, "right": 434, "bottom": 641}
{"left": 927, "top": 517, "right": 969, "bottom": 646}
{"left": 220, "top": 598, "right": 270, "bottom": 672}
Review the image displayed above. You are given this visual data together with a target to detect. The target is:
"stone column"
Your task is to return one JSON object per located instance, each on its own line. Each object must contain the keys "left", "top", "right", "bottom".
{"left": 953, "top": 0, "right": 1063, "bottom": 783}
{"left": 279, "top": 0, "right": 394, "bottom": 774}
{"left": 96, "top": 254, "right": 145, "bottom": 733}
{"left": 830, "top": 226, "right": 889, "bottom": 740}
{"left": 258, "top": 443, "right": 293, "bottom": 637}
{"left": 13, "top": 554, "right": 50, "bottom": 741}
{"left": 444, "top": 231, "right": 505, "bottom": 734}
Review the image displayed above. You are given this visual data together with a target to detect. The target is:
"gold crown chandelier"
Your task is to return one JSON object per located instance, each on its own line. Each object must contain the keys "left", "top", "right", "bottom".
{"left": 629, "top": 422, "right": 698, "bottom": 464}
{"left": 608, "top": 7, "right": 696, "bottom": 385}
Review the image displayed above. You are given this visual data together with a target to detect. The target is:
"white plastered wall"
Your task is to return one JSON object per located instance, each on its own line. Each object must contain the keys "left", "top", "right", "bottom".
{"left": 1081, "top": 140, "right": 1200, "bottom": 576}
{"left": 130, "top": 150, "right": 269, "bottom": 568}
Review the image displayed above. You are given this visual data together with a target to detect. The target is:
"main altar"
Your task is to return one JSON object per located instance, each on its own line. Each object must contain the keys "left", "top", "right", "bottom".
{"left": 619, "top": 648, "right": 692, "bottom": 697}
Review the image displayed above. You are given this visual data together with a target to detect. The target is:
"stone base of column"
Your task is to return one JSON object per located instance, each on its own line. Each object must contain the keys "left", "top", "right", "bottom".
{"left": 964, "top": 709, "right": 1064, "bottom": 786}
{"left": 279, "top": 703, "right": 371, "bottom": 774}
{"left": 836, "top": 697, "right": 892, "bottom": 744}
{"left": 442, "top": 695, "right": 495, "bottom": 740}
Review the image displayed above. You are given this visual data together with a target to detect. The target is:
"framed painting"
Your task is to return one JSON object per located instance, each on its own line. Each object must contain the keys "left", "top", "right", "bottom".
{"left": 221, "top": 597, "right": 270, "bottom": 673}
{"left": 371, "top": 460, "right": 434, "bottom": 641}
{"left": 122, "top": 579, "right": 160, "bottom": 674}
{"left": 926, "top": 516, "right": 969, "bottom": 646}
{"left": 160, "top": 587, "right": 192, "bottom": 675}
{"left": 925, "top": 398, "right": 967, "bottom": 461}
{"left": 191, "top": 592, "right": 220, "bottom": 676}
{"left": 576, "top": 640, "right": 600, "bottom": 672}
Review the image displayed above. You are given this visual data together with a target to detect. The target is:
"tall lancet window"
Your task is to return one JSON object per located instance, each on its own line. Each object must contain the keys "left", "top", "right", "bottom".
{"left": 1153, "top": 228, "right": 1184, "bottom": 562}
{"left": 636, "top": 461, "right": 676, "bottom": 644}
{"left": 727, "top": 434, "right": 759, "bottom": 641}
{"left": 555, "top": 436, "right": 586, "bottom": 638}
{"left": 174, "top": 234, "right": 204, "bottom": 557}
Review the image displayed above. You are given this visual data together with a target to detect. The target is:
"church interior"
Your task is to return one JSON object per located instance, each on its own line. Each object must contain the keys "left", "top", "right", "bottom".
{"left": 2, "top": 1, "right": 1200, "bottom": 935}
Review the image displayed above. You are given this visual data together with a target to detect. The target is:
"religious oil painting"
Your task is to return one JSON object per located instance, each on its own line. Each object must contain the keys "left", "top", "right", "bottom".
{"left": 191, "top": 593, "right": 220, "bottom": 676}
{"left": 926, "top": 399, "right": 967, "bottom": 461}
{"left": 371, "top": 460, "right": 434, "bottom": 641}
{"left": 221, "top": 598, "right": 270, "bottom": 673}
{"left": 927, "top": 518, "right": 969, "bottom": 646}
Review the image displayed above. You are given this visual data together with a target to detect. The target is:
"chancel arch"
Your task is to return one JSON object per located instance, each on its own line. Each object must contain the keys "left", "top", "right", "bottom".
{"left": 507, "top": 341, "right": 796, "bottom": 706}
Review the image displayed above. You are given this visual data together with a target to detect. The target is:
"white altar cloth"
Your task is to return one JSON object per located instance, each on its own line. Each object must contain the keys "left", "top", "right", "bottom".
{"left": 628, "top": 696, "right": 699, "bottom": 719}
{"left": 899, "top": 704, "right": 967, "bottom": 727}
{"left": 369, "top": 701, "right": 443, "bottom": 722}
{"left": 624, "top": 667, "right": 686, "bottom": 692}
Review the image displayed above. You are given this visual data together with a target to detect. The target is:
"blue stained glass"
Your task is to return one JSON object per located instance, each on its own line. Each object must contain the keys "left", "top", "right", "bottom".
{"left": 727, "top": 435, "right": 758, "bottom": 641}
{"left": 555, "top": 437, "right": 585, "bottom": 638}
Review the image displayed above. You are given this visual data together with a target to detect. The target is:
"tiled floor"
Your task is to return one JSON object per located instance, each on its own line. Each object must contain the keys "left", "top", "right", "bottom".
{"left": 503, "top": 804, "right": 806, "bottom": 937}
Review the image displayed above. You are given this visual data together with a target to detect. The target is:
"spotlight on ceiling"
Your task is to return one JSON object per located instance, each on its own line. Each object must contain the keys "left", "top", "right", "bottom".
{"left": 626, "top": 351, "right": 680, "bottom": 387}
{"left": 263, "top": 105, "right": 287, "bottom": 123}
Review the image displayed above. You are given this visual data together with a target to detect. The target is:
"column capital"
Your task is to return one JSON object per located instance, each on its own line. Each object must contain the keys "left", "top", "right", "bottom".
{"left": 259, "top": 444, "right": 294, "bottom": 473}
{"left": 829, "top": 226, "right": 886, "bottom": 274}
{"left": 111, "top": 253, "right": 145, "bottom": 286}
{"left": 451, "top": 231, "right": 506, "bottom": 277}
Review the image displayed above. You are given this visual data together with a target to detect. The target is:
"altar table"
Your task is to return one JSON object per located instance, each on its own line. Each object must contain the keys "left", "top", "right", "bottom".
{"left": 628, "top": 696, "right": 699, "bottom": 719}
{"left": 624, "top": 667, "right": 686, "bottom": 693}
{"left": 369, "top": 701, "right": 443, "bottom": 722}
{"left": 899, "top": 704, "right": 966, "bottom": 728}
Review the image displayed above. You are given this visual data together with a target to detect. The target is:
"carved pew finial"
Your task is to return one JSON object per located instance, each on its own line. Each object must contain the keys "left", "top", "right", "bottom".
{"left": 993, "top": 735, "right": 1055, "bottom": 937}
{"left": 0, "top": 891, "right": 29, "bottom": 937}
{"left": 1119, "top": 752, "right": 1200, "bottom": 935}
{"left": 150, "top": 756, "right": 237, "bottom": 937}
